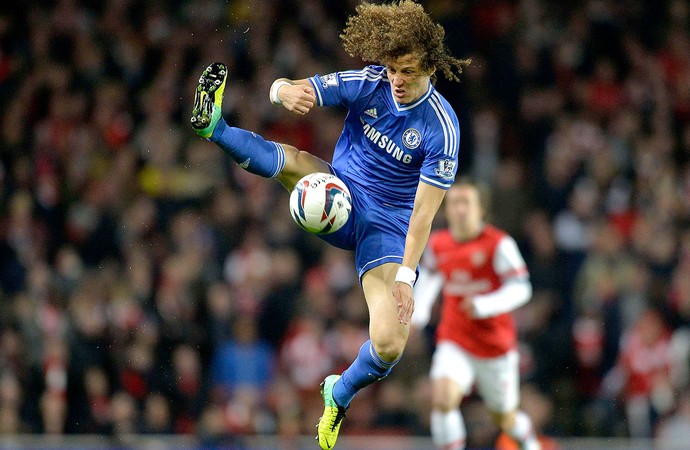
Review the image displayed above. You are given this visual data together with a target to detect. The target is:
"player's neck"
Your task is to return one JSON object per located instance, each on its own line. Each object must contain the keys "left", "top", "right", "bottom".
{"left": 450, "top": 224, "right": 483, "bottom": 242}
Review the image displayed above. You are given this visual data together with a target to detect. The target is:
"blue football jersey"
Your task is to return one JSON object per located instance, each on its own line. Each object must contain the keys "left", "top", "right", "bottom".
{"left": 309, "top": 65, "right": 460, "bottom": 207}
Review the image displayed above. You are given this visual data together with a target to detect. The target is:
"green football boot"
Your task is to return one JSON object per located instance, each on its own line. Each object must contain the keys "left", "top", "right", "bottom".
{"left": 316, "top": 374, "right": 347, "bottom": 449}
{"left": 190, "top": 62, "right": 227, "bottom": 138}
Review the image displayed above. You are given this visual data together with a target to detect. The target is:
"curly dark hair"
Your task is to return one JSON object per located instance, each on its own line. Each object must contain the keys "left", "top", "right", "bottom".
{"left": 340, "top": 0, "right": 471, "bottom": 82}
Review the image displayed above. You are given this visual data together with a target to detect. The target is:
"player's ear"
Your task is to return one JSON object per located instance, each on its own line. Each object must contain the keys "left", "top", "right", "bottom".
{"left": 426, "top": 65, "right": 437, "bottom": 85}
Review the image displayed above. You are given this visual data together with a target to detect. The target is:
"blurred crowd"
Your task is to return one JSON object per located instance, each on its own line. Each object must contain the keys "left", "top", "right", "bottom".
{"left": 0, "top": 0, "right": 689, "bottom": 447}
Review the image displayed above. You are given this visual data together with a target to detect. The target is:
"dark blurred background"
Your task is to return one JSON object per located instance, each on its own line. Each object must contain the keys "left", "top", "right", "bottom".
{"left": 0, "top": 0, "right": 689, "bottom": 448}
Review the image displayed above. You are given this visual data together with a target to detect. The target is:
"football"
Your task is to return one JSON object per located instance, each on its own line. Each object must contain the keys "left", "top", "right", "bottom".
{"left": 289, "top": 172, "right": 352, "bottom": 235}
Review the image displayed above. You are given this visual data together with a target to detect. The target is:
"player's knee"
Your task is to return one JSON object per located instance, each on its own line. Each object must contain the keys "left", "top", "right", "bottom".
{"left": 431, "top": 395, "right": 456, "bottom": 412}
{"left": 276, "top": 146, "right": 303, "bottom": 187}
{"left": 283, "top": 146, "right": 328, "bottom": 174}
{"left": 370, "top": 337, "right": 405, "bottom": 363}
{"left": 432, "top": 378, "right": 461, "bottom": 411}
{"left": 281, "top": 144, "right": 301, "bottom": 162}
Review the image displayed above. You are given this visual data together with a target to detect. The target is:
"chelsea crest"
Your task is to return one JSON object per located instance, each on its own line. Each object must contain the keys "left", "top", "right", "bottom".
{"left": 402, "top": 128, "right": 422, "bottom": 149}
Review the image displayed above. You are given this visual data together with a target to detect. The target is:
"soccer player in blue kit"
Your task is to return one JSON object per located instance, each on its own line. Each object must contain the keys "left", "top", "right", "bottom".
{"left": 190, "top": 1, "right": 470, "bottom": 448}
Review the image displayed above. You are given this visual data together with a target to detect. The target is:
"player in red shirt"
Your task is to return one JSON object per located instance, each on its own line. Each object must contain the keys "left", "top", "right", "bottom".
{"left": 414, "top": 180, "right": 540, "bottom": 450}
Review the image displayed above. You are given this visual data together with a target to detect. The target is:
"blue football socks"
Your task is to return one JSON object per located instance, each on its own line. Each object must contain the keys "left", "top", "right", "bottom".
{"left": 332, "top": 339, "right": 400, "bottom": 408}
{"left": 210, "top": 117, "right": 286, "bottom": 178}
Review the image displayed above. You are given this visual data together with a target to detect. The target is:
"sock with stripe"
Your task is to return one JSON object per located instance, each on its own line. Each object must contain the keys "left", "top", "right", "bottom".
{"left": 210, "top": 117, "right": 285, "bottom": 178}
{"left": 332, "top": 339, "right": 399, "bottom": 408}
{"left": 508, "top": 410, "right": 540, "bottom": 450}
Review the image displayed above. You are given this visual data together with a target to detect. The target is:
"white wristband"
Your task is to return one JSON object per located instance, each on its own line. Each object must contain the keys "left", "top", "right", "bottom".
{"left": 269, "top": 80, "right": 290, "bottom": 105}
{"left": 395, "top": 266, "right": 417, "bottom": 287}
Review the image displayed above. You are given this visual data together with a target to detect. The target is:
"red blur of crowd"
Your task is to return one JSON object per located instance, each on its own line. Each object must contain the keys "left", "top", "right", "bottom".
{"left": 0, "top": 0, "right": 689, "bottom": 447}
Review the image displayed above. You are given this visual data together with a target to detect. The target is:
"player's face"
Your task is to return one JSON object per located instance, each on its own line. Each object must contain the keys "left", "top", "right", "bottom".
{"left": 445, "top": 185, "right": 483, "bottom": 238}
{"left": 384, "top": 54, "right": 432, "bottom": 104}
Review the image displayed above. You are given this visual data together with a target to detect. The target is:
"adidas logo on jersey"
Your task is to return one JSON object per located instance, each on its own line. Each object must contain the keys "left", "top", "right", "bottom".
{"left": 364, "top": 108, "right": 378, "bottom": 118}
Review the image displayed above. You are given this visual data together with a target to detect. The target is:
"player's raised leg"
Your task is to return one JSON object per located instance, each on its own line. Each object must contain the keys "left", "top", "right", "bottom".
{"left": 190, "top": 62, "right": 329, "bottom": 190}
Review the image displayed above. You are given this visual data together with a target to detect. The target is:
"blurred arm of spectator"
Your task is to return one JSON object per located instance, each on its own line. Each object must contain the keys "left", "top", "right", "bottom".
{"left": 669, "top": 327, "right": 690, "bottom": 389}
{"left": 600, "top": 364, "right": 627, "bottom": 399}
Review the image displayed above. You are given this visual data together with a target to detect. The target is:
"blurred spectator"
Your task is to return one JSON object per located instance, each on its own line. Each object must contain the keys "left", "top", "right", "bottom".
{"left": 601, "top": 310, "right": 675, "bottom": 438}
{"left": 168, "top": 344, "right": 207, "bottom": 434}
{"left": 279, "top": 315, "right": 332, "bottom": 394}
{"left": 110, "top": 391, "right": 140, "bottom": 437}
{"left": 39, "top": 392, "right": 66, "bottom": 435}
{"left": 209, "top": 318, "right": 275, "bottom": 405}
{"left": 141, "top": 393, "right": 173, "bottom": 435}
{"left": 489, "top": 158, "right": 534, "bottom": 238}
{"left": 656, "top": 388, "right": 690, "bottom": 450}
{"left": 118, "top": 342, "right": 156, "bottom": 403}
{"left": 81, "top": 366, "right": 111, "bottom": 434}
{"left": 204, "top": 281, "right": 236, "bottom": 347}
{"left": 0, "top": 372, "right": 27, "bottom": 434}
{"left": 371, "top": 378, "right": 421, "bottom": 433}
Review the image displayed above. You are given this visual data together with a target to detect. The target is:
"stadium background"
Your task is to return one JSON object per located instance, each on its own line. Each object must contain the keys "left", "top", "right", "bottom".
{"left": 0, "top": 0, "right": 689, "bottom": 448}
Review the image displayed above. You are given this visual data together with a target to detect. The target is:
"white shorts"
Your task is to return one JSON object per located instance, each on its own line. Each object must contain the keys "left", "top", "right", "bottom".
{"left": 429, "top": 340, "right": 519, "bottom": 413}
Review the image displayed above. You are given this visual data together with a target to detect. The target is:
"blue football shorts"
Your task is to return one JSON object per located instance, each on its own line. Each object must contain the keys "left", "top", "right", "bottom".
{"left": 317, "top": 166, "right": 411, "bottom": 280}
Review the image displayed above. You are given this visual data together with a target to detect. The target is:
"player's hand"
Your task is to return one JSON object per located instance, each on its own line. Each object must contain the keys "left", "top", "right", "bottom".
{"left": 393, "top": 281, "right": 414, "bottom": 325}
{"left": 279, "top": 84, "right": 316, "bottom": 115}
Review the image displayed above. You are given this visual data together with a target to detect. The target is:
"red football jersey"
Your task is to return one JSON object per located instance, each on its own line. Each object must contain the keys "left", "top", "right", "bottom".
{"left": 425, "top": 225, "right": 529, "bottom": 357}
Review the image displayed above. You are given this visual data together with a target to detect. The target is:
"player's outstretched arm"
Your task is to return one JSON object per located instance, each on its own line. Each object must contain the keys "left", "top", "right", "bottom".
{"left": 394, "top": 182, "right": 447, "bottom": 325}
{"left": 269, "top": 78, "right": 317, "bottom": 115}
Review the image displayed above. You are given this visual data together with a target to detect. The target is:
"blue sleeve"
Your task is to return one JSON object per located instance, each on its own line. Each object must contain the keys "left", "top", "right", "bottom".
{"left": 419, "top": 97, "right": 460, "bottom": 189}
{"left": 309, "top": 66, "right": 384, "bottom": 112}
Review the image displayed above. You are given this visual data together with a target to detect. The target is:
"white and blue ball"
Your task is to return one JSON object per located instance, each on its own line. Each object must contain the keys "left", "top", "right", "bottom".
{"left": 289, "top": 172, "right": 352, "bottom": 235}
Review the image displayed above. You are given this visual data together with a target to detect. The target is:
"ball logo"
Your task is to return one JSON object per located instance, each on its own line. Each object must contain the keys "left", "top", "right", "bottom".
{"left": 402, "top": 128, "right": 422, "bottom": 149}
{"left": 322, "top": 182, "right": 346, "bottom": 229}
